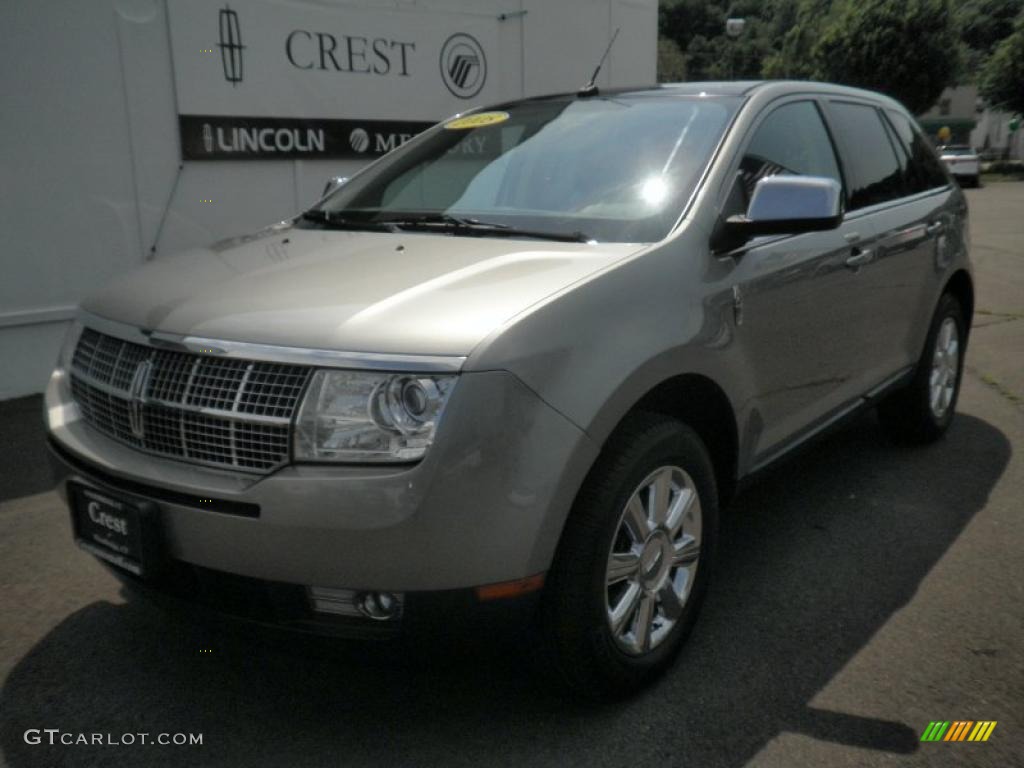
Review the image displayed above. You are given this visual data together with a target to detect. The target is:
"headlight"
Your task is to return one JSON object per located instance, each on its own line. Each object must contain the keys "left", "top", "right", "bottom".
{"left": 294, "top": 370, "right": 456, "bottom": 463}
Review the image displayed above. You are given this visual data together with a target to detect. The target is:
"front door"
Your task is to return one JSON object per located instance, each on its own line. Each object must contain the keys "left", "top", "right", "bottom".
{"left": 719, "top": 98, "right": 876, "bottom": 464}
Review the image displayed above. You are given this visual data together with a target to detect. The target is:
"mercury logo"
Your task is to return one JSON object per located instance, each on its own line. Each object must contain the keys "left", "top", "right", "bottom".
{"left": 349, "top": 128, "right": 370, "bottom": 153}
{"left": 218, "top": 5, "right": 244, "bottom": 85}
{"left": 440, "top": 33, "right": 486, "bottom": 99}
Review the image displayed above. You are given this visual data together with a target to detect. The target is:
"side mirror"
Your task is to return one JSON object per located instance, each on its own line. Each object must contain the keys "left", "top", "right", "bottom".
{"left": 715, "top": 175, "right": 842, "bottom": 252}
{"left": 322, "top": 176, "right": 349, "bottom": 197}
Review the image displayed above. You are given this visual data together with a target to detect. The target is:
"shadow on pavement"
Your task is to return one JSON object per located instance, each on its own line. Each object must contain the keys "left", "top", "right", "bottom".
{"left": 0, "top": 413, "right": 1010, "bottom": 767}
{"left": 0, "top": 396, "right": 55, "bottom": 504}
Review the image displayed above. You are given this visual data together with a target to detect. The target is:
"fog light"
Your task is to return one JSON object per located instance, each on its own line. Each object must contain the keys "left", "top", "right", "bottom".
{"left": 308, "top": 586, "right": 404, "bottom": 621}
{"left": 356, "top": 591, "right": 403, "bottom": 621}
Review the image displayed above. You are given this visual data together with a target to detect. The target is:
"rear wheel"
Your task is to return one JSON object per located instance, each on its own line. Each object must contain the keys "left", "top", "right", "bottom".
{"left": 541, "top": 413, "right": 718, "bottom": 699}
{"left": 878, "top": 293, "right": 965, "bottom": 443}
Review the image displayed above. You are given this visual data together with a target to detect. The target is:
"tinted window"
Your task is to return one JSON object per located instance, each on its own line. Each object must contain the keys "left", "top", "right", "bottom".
{"left": 880, "top": 115, "right": 915, "bottom": 196}
{"left": 886, "top": 110, "right": 949, "bottom": 192}
{"left": 828, "top": 102, "right": 905, "bottom": 209}
{"left": 730, "top": 100, "right": 841, "bottom": 211}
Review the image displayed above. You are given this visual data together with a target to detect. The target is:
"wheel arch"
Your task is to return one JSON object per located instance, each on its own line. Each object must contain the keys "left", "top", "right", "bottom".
{"left": 583, "top": 372, "right": 740, "bottom": 508}
{"left": 944, "top": 269, "right": 974, "bottom": 331}
{"left": 629, "top": 374, "right": 739, "bottom": 505}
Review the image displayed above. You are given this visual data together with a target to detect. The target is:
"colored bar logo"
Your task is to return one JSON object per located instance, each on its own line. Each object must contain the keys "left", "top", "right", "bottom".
{"left": 921, "top": 721, "right": 997, "bottom": 742}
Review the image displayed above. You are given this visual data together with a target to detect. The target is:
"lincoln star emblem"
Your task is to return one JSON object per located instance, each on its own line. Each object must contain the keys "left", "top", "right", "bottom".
{"left": 218, "top": 5, "right": 245, "bottom": 86}
{"left": 127, "top": 359, "right": 153, "bottom": 439}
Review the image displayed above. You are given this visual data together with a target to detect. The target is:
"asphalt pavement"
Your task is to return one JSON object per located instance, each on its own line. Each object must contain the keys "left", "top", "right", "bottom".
{"left": 1, "top": 182, "right": 1022, "bottom": 768}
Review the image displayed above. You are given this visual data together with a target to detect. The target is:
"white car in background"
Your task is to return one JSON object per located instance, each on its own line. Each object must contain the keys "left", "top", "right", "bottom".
{"left": 937, "top": 145, "right": 981, "bottom": 187}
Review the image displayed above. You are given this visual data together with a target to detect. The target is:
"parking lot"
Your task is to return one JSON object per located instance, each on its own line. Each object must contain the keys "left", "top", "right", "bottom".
{"left": 1, "top": 182, "right": 1021, "bottom": 768}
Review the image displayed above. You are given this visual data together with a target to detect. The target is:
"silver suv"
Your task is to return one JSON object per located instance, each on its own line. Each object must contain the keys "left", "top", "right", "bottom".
{"left": 46, "top": 81, "right": 971, "bottom": 697}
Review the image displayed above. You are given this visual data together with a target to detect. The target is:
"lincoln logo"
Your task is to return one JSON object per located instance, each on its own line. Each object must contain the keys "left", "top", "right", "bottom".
{"left": 127, "top": 359, "right": 153, "bottom": 439}
{"left": 440, "top": 33, "right": 486, "bottom": 99}
{"left": 218, "top": 5, "right": 245, "bottom": 85}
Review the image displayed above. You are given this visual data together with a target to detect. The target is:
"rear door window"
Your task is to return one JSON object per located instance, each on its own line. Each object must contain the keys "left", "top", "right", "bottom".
{"left": 884, "top": 110, "right": 950, "bottom": 192}
{"left": 827, "top": 101, "right": 905, "bottom": 210}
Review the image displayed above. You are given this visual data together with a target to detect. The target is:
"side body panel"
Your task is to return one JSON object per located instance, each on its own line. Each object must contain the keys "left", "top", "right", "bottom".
{"left": 721, "top": 222, "right": 877, "bottom": 458}
{"left": 468, "top": 83, "right": 973, "bottom": 491}
{"left": 845, "top": 189, "right": 956, "bottom": 380}
{"left": 819, "top": 96, "right": 961, "bottom": 384}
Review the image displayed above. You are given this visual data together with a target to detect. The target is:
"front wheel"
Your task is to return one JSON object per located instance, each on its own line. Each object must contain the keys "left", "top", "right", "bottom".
{"left": 878, "top": 293, "right": 966, "bottom": 443}
{"left": 541, "top": 413, "right": 718, "bottom": 699}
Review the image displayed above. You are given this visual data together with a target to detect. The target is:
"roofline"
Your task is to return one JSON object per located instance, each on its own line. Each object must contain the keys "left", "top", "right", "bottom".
{"left": 480, "top": 79, "right": 911, "bottom": 114}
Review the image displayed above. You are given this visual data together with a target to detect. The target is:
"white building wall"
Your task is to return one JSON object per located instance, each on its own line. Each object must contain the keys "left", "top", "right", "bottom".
{"left": 919, "top": 85, "right": 979, "bottom": 121}
{"left": 971, "top": 109, "right": 1024, "bottom": 160}
{"left": 0, "top": 0, "right": 656, "bottom": 399}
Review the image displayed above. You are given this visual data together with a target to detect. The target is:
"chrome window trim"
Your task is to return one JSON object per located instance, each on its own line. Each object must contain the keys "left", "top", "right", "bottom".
{"left": 79, "top": 311, "right": 467, "bottom": 373}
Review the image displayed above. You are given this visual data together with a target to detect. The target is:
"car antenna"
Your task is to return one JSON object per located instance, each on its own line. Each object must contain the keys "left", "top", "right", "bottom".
{"left": 578, "top": 27, "right": 620, "bottom": 97}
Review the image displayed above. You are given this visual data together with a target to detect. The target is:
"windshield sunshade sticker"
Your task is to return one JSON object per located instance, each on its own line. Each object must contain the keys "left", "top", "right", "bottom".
{"left": 444, "top": 112, "right": 510, "bottom": 130}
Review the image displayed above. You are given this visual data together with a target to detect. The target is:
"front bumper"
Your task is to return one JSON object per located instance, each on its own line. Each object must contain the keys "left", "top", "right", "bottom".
{"left": 46, "top": 366, "right": 598, "bottom": 595}
{"left": 77, "top": 547, "right": 544, "bottom": 639}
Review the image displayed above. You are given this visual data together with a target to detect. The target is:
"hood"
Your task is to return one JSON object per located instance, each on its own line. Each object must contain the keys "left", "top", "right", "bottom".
{"left": 82, "top": 224, "right": 641, "bottom": 357}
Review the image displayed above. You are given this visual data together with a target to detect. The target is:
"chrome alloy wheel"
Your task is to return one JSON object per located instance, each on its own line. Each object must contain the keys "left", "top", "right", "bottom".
{"left": 930, "top": 317, "right": 960, "bottom": 419}
{"left": 605, "top": 465, "right": 702, "bottom": 656}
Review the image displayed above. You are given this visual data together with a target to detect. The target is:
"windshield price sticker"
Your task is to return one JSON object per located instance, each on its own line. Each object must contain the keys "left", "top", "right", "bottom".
{"left": 444, "top": 112, "right": 510, "bottom": 130}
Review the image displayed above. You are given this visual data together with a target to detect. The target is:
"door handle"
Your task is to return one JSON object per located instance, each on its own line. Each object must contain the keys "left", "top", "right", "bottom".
{"left": 845, "top": 249, "right": 874, "bottom": 269}
{"left": 926, "top": 221, "right": 945, "bottom": 236}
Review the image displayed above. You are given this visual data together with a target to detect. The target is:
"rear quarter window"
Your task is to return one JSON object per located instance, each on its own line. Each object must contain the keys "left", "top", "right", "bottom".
{"left": 885, "top": 110, "right": 950, "bottom": 192}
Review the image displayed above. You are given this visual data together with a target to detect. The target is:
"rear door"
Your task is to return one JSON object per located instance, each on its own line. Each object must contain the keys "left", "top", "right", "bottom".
{"left": 882, "top": 109, "right": 961, "bottom": 358}
{"left": 822, "top": 100, "right": 954, "bottom": 386}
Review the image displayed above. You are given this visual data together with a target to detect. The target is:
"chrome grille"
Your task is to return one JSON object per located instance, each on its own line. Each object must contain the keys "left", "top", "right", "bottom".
{"left": 69, "top": 328, "right": 311, "bottom": 472}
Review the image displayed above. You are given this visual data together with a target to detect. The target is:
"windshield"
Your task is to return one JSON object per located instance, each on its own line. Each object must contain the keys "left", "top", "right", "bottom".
{"left": 307, "top": 95, "right": 739, "bottom": 243}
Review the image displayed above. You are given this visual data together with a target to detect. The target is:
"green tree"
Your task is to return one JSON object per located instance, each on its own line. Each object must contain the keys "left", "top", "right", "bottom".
{"left": 763, "top": 0, "right": 834, "bottom": 79}
{"left": 657, "top": 37, "right": 687, "bottom": 82}
{"left": 810, "top": 0, "right": 960, "bottom": 113}
{"left": 979, "top": 11, "right": 1024, "bottom": 114}
{"left": 659, "top": 0, "right": 789, "bottom": 80}
{"left": 956, "top": 0, "right": 1024, "bottom": 75}
{"left": 658, "top": 0, "right": 729, "bottom": 55}
{"left": 956, "top": 0, "right": 1023, "bottom": 54}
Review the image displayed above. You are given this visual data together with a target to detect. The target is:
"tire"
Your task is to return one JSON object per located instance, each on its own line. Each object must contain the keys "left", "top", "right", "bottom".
{"left": 878, "top": 293, "right": 966, "bottom": 444}
{"left": 541, "top": 412, "right": 718, "bottom": 699}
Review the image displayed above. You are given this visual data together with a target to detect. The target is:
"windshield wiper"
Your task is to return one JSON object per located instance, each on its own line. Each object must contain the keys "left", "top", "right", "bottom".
{"left": 376, "top": 213, "right": 593, "bottom": 243}
{"left": 299, "top": 210, "right": 397, "bottom": 232}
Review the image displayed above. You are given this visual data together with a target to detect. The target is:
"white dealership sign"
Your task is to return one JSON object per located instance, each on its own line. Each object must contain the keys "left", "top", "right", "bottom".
{"left": 167, "top": 0, "right": 499, "bottom": 159}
